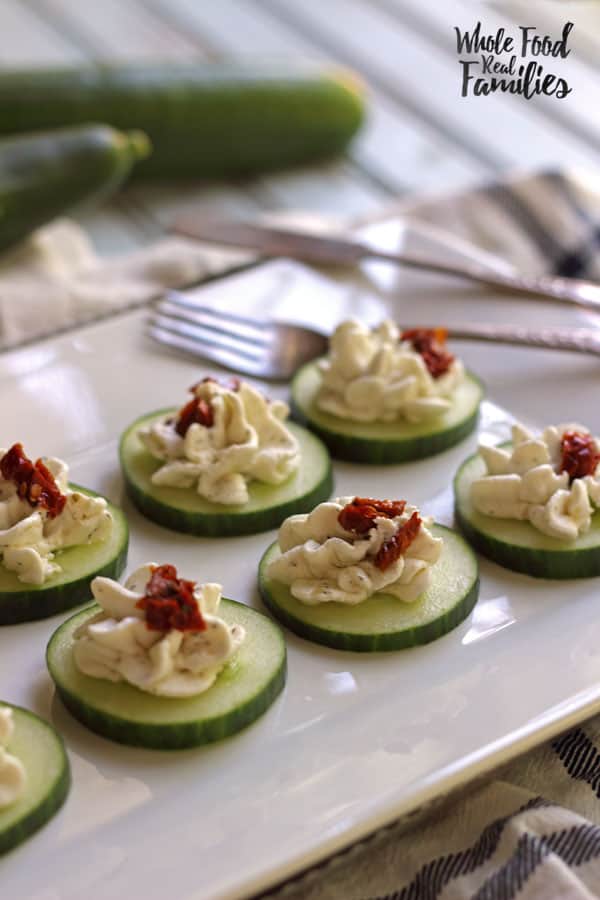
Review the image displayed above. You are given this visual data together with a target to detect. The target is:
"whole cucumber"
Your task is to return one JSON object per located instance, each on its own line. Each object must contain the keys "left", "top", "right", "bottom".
{"left": 0, "top": 124, "right": 150, "bottom": 252}
{"left": 0, "top": 64, "right": 365, "bottom": 178}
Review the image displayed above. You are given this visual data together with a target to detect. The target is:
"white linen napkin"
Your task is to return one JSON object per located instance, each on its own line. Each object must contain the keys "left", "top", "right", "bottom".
{"left": 0, "top": 218, "right": 253, "bottom": 349}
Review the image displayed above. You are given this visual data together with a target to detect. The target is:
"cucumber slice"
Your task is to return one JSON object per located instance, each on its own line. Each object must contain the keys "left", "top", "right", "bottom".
{"left": 290, "top": 360, "right": 484, "bottom": 464}
{"left": 47, "top": 599, "right": 286, "bottom": 749}
{"left": 0, "top": 489, "right": 128, "bottom": 625}
{"left": 119, "top": 411, "right": 333, "bottom": 537}
{"left": 454, "top": 447, "right": 600, "bottom": 579}
{"left": 0, "top": 702, "right": 70, "bottom": 855}
{"left": 258, "top": 525, "right": 479, "bottom": 651}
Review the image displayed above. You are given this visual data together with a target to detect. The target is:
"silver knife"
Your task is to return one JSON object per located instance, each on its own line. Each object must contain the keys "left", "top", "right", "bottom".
{"left": 171, "top": 215, "right": 600, "bottom": 312}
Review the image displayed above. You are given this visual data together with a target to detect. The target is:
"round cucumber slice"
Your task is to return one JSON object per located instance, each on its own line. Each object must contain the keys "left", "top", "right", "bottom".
{"left": 290, "top": 360, "right": 484, "bottom": 464}
{"left": 119, "top": 410, "right": 333, "bottom": 537}
{"left": 47, "top": 599, "right": 286, "bottom": 749}
{"left": 0, "top": 702, "right": 70, "bottom": 856}
{"left": 258, "top": 524, "right": 479, "bottom": 651}
{"left": 454, "top": 447, "right": 600, "bottom": 579}
{"left": 0, "top": 489, "right": 128, "bottom": 625}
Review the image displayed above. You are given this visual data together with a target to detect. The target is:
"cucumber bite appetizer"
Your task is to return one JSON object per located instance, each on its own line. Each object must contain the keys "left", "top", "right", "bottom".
{"left": 0, "top": 443, "right": 128, "bottom": 624}
{"left": 455, "top": 422, "right": 600, "bottom": 579}
{"left": 120, "top": 377, "right": 333, "bottom": 536}
{"left": 291, "top": 320, "right": 483, "bottom": 464}
{"left": 259, "top": 496, "right": 479, "bottom": 651}
{"left": 47, "top": 562, "right": 286, "bottom": 748}
{"left": 0, "top": 703, "right": 70, "bottom": 855}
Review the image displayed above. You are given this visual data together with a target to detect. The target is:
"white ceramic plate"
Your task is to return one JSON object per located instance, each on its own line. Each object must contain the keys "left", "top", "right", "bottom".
{"left": 1, "top": 253, "right": 600, "bottom": 900}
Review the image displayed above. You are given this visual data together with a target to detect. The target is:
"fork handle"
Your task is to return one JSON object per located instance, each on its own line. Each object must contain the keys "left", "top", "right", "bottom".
{"left": 444, "top": 323, "right": 600, "bottom": 357}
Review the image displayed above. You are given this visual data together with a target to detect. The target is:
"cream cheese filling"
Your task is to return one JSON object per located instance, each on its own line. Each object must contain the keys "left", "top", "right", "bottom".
{"left": 316, "top": 319, "right": 464, "bottom": 424}
{"left": 0, "top": 708, "right": 26, "bottom": 809}
{"left": 139, "top": 379, "right": 300, "bottom": 506}
{"left": 267, "top": 497, "right": 442, "bottom": 605}
{"left": 471, "top": 423, "right": 600, "bottom": 541}
{"left": 73, "top": 564, "right": 245, "bottom": 698}
{"left": 0, "top": 453, "right": 113, "bottom": 585}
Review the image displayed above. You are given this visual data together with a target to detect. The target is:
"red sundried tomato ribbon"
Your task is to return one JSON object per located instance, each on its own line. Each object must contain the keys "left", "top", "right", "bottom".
{"left": 338, "top": 497, "right": 407, "bottom": 534}
{"left": 560, "top": 431, "right": 600, "bottom": 482}
{"left": 374, "top": 510, "right": 422, "bottom": 572}
{"left": 401, "top": 327, "right": 455, "bottom": 379}
{"left": 0, "top": 443, "right": 66, "bottom": 518}
{"left": 136, "top": 564, "right": 207, "bottom": 632}
{"left": 175, "top": 396, "right": 214, "bottom": 436}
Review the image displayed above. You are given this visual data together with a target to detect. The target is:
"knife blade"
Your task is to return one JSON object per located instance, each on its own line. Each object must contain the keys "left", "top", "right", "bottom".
{"left": 172, "top": 215, "right": 365, "bottom": 265}
{"left": 171, "top": 214, "right": 600, "bottom": 312}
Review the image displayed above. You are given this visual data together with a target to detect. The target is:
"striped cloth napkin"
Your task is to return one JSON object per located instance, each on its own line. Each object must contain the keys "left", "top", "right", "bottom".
{"left": 272, "top": 724, "right": 600, "bottom": 900}
{"left": 3, "top": 169, "right": 600, "bottom": 900}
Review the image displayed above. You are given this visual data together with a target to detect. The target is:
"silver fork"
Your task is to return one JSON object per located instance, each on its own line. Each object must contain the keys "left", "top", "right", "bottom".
{"left": 149, "top": 291, "right": 600, "bottom": 381}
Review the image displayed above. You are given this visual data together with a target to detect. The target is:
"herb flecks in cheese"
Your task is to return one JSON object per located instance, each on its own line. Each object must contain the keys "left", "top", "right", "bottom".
{"left": 139, "top": 379, "right": 300, "bottom": 506}
{"left": 316, "top": 320, "right": 464, "bottom": 424}
{"left": 0, "top": 444, "right": 113, "bottom": 585}
{"left": 471, "top": 423, "right": 600, "bottom": 541}
{"left": 73, "top": 564, "right": 245, "bottom": 698}
{"left": 267, "top": 497, "right": 442, "bottom": 605}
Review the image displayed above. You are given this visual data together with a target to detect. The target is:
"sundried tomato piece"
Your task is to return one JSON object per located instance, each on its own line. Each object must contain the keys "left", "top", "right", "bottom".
{"left": 0, "top": 442, "right": 33, "bottom": 483}
{"left": 175, "top": 396, "right": 214, "bottom": 436}
{"left": 374, "top": 511, "right": 422, "bottom": 571}
{"left": 560, "top": 431, "right": 600, "bottom": 482}
{"left": 401, "top": 327, "right": 454, "bottom": 379}
{"left": 0, "top": 443, "right": 66, "bottom": 518}
{"left": 136, "top": 563, "right": 207, "bottom": 632}
{"left": 338, "top": 497, "right": 407, "bottom": 534}
{"left": 355, "top": 498, "right": 407, "bottom": 518}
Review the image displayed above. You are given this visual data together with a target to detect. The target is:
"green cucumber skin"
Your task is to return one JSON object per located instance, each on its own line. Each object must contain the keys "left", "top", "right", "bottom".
{"left": 0, "top": 492, "right": 128, "bottom": 626}
{"left": 0, "top": 124, "right": 149, "bottom": 252}
{"left": 454, "top": 453, "right": 600, "bottom": 580}
{"left": 260, "top": 578, "right": 479, "bottom": 652}
{"left": 0, "top": 766, "right": 69, "bottom": 856}
{"left": 0, "top": 704, "right": 70, "bottom": 856}
{"left": 52, "top": 660, "right": 286, "bottom": 750}
{"left": 119, "top": 412, "right": 334, "bottom": 538}
{"left": 290, "top": 363, "right": 484, "bottom": 465}
{"left": 258, "top": 529, "right": 480, "bottom": 652}
{"left": 47, "top": 602, "right": 287, "bottom": 750}
{"left": 291, "top": 399, "right": 480, "bottom": 465}
{"left": 0, "top": 548, "right": 127, "bottom": 626}
{"left": 123, "top": 465, "right": 333, "bottom": 538}
{"left": 0, "top": 64, "right": 364, "bottom": 178}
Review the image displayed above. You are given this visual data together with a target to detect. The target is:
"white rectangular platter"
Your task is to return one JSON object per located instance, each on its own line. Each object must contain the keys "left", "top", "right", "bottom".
{"left": 2, "top": 252, "right": 600, "bottom": 900}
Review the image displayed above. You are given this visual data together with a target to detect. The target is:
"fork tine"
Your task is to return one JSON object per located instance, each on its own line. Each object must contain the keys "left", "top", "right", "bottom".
{"left": 166, "top": 291, "right": 270, "bottom": 335}
{"left": 156, "top": 298, "right": 270, "bottom": 348}
{"left": 151, "top": 314, "right": 264, "bottom": 360}
{"left": 148, "top": 323, "right": 267, "bottom": 377}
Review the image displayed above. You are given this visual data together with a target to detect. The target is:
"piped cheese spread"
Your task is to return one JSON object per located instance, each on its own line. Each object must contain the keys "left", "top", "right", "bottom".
{"left": 0, "top": 444, "right": 113, "bottom": 585}
{"left": 0, "top": 707, "right": 26, "bottom": 809}
{"left": 316, "top": 320, "right": 464, "bottom": 424}
{"left": 471, "top": 423, "right": 600, "bottom": 541}
{"left": 73, "top": 563, "right": 245, "bottom": 698}
{"left": 267, "top": 496, "right": 443, "bottom": 605}
{"left": 139, "top": 378, "right": 300, "bottom": 506}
